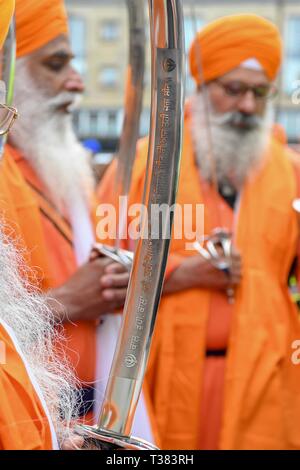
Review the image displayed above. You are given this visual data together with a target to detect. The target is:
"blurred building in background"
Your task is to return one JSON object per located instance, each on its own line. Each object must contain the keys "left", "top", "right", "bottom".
{"left": 65, "top": 0, "right": 300, "bottom": 151}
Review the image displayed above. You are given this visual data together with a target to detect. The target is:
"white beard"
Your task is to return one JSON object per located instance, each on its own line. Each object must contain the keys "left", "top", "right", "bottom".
{"left": 190, "top": 92, "right": 274, "bottom": 190}
{"left": 0, "top": 227, "right": 79, "bottom": 443}
{"left": 9, "top": 57, "right": 95, "bottom": 218}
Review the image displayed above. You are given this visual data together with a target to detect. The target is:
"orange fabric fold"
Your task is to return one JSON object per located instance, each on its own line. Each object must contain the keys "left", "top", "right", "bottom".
{"left": 0, "top": 322, "right": 53, "bottom": 450}
{"left": 0, "top": 0, "right": 14, "bottom": 49}
{"left": 189, "top": 14, "right": 282, "bottom": 84}
{"left": 16, "top": 0, "right": 68, "bottom": 57}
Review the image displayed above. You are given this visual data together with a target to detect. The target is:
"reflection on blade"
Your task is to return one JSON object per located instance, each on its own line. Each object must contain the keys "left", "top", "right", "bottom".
{"left": 0, "top": 17, "right": 16, "bottom": 157}
{"left": 93, "top": 242, "right": 133, "bottom": 270}
{"left": 115, "top": 0, "right": 145, "bottom": 244}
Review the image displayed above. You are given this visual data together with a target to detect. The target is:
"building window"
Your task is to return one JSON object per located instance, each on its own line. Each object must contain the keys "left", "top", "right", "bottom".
{"left": 69, "top": 15, "right": 86, "bottom": 76}
{"left": 279, "top": 109, "right": 300, "bottom": 142}
{"left": 284, "top": 17, "right": 300, "bottom": 95}
{"left": 99, "top": 66, "right": 119, "bottom": 88}
{"left": 89, "top": 111, "right": 101, "bottom": 136}
{"left": 107, "top": 111, "right": 118, "bottom": 135}
{"left": 74, "top": 109, "right": 122, "bottom": 139}
{"left": 100, "top": 20, "right": 120, "bottom": 41}
{"left": 73, "top": 109, "right": 90, "bottom": 137}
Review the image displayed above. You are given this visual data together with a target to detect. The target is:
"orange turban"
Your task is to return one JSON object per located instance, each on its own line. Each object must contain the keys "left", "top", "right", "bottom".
{"left": 189, "top": 14, "right": 282, "bottom": 85}
{"left": 0, "top": 0, "right": 14, "bottom": 49}
{"left": 16, "top": 0, "right": 68, "bottom": 58}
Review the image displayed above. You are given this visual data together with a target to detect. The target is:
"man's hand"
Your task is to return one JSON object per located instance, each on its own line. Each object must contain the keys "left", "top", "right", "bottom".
{"left": 61, "top": 435, "right": 100, "bottom": 450}
{"left": 164, "top": 247, "right": 242, "bottom": 294}
{"left": 61, "top": 435, "right": 85, "bottom": 450}
{"left": 48, "top": 257, "right": 130, "bottom": 323}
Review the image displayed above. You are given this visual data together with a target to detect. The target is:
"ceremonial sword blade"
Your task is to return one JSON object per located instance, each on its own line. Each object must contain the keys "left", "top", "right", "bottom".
{"left": 76, "top": 0, "right": 185, "bottom": 449}
{"left": 98, "top": 0, "right": 185, "bottom": 436}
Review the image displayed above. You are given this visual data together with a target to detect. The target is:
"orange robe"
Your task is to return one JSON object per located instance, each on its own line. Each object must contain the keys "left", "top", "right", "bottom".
{"left": 0, "top": 321, "right": 56, "bottom": 450}
{"left": 1, "top": 146, "right": 96, "bottom": 398}
{"left": 0, "top": 150, "right": 52, "bottom": 289}
{"left": 97, "top": 116, "right": 300, "bottom": 450}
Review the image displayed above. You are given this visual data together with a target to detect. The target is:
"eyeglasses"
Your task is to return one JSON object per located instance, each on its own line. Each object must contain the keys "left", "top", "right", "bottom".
{"left": 214, "top": 79, "right": 278, "bottom": 100}
{"left": 0, "top": 103, "right": 18, "bottom": 136}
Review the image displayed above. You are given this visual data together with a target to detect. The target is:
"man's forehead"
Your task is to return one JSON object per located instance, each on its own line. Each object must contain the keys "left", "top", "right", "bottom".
{"left": 32, "top": 34, "right": 71, "bottom": 59}
{"left": 220, "top": 67, "right": 270, "bottom": 85}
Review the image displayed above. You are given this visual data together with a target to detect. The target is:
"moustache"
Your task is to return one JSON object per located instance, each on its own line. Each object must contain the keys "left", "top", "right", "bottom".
{"left": 47, "top": 92, "right": 82, "bottom": 112}
{"left": 212, "top": 111, "right": 263, "bottom": 131}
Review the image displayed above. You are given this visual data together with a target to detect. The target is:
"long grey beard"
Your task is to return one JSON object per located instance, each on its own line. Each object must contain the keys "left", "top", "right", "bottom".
{"left": 190, "top": 93, "right": 273, "bottom": 190}
{"left": 0, "top": 227, "right": 79, "bottom": 443}
{"left": 9, "top": 57, "right": 95, "bottom": 217}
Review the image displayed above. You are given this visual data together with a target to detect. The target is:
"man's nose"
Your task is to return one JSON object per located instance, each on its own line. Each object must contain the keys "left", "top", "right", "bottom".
{"left": 64, "top": 67, "right": 85, "bottom": 93}
{"left": 237, "top": 90, "right": 257, "bottom": 115}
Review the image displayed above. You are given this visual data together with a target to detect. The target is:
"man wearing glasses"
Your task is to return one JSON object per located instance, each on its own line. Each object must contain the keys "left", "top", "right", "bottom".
{"left": 98, "top": 14, "right": 300, "bottom": 449}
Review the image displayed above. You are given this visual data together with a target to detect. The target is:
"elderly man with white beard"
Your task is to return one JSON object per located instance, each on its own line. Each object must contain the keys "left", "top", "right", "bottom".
{"left": 0, "top": 0, "right": 131, "bottom": 421}
{"left": 98, "top": 15, "right": 300, "bottom": 450}
{"left": 0, "top": 0, "right": 84, "bottom": 451}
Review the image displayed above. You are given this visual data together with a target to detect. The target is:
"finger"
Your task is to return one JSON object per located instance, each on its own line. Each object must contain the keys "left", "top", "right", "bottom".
{"left": 230, "top": 266, "right": 242, "bottom": 278}
{"left": 102, "top": 288, "right": 128, "bottom": 304}
{"left": 229, "top": 275, "right": 242, "bottom": 286}
{"left": 231, "top": 250, "right": 242, "bottom": 262}
{"left": 62, "top": 435, "right": 85, "bottom": 450}
{"left": 89, "top": 245, "right": 112, "bottom": 262}
{"left": 231, "top": 251, "right": 241, "bottom": 261}
{"left": 89, "top": 250, "right": 100, "bottom": 262}
{"left": 92, "top": 256, "right": 112, "bottom": 269}
{"left": 101, "top": 273, "right": 130, "bottom": 288}
{"left": 230, "top": 259, "right": 242, "bottom": 272}
{"left": 104, "top": 262, "right": 128, "bottom": 274}
{"left": 231, "top": 263, "right": 243, "bottom": 274}
{"left": 230, "top": 244, "right": 240, "bottom": 255}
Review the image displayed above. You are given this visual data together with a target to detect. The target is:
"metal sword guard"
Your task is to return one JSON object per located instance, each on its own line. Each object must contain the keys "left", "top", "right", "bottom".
{"left": 76, "top": 425, "right": 158, "bottom": 450}
{"left": 92, "top": 243, "right": 133, "bottom": 271}
{"left": 194, "top": 228, "right": 235, "bottom": 303}
{"left": 194, "top": 228, "right": 232, "bottom": 272}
